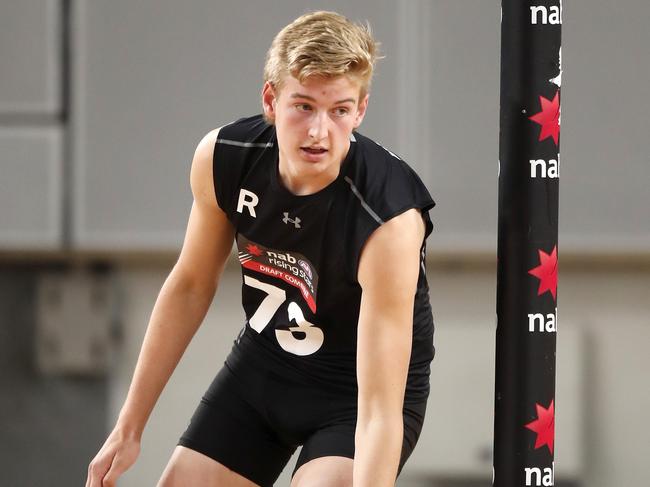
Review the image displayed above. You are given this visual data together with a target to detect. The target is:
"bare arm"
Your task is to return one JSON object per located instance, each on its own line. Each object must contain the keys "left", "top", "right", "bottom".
{"left": 87, "top": 127, "right": 234, "bottom": 487}
{"left": 353, "top": 209, "right": 425, "bottom": 487}
{"left": 114, "top": 128, "right": 234, "bottom": 437}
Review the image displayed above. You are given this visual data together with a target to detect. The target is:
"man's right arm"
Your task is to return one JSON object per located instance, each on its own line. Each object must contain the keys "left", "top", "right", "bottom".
{"left": 114, "top": 126, "right": 234, "bottom": 438}
{"left": 87, "top": 127, "right": 235, "bottom": 487}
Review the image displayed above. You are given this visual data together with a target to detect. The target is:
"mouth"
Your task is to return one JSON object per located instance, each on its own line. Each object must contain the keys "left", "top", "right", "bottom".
{"left": 300, "top": 146, "right": 329, "bottom": 161}
{"left": 301, "top": 146, "right": 328, "bottom": 154}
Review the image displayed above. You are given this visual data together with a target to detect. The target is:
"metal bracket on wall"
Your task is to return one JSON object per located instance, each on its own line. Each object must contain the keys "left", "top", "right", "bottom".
{"left": 35, "top": 268, "right": 119, "bottom": 376}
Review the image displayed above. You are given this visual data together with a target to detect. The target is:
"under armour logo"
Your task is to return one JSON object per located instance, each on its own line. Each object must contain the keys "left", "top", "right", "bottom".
{"left": 282, "top": 212, "right": 301, "bottom": 229}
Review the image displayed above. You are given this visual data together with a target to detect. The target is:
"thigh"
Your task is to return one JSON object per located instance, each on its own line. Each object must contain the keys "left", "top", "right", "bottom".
{"left": 158, "top": 446, "right": 259, "bottom": 487}
{"left": 291, "top": 456, "right": 353, "bottom": 487}
{"left": 291, "top": 400, "right": 428, "bottom": 482}
{"left": 293, "top": 423, "right": 355, "bottom": 478}
{"left": 177, "top": 366, "right": 296, "bottom": 487}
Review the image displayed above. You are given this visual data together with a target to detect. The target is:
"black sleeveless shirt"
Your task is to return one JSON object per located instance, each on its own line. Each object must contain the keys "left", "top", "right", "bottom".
{"left": 213, "top": 115, "right": 436, "bottom": 402}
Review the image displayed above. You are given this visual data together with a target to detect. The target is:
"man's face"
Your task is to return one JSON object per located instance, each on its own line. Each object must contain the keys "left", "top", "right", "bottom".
{"left": 262, "top": 74, "right": 369, "bottom": 187}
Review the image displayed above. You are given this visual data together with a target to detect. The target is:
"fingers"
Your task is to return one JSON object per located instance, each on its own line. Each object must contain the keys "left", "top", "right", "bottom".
{"left": 86, "top": 455, "right": 111, "bottom": 487}
{"left": 86, "top": 436, "right": 139, "bottom": 487}
{"left": 101, "top": 452, "right": 128, "bottom": 487}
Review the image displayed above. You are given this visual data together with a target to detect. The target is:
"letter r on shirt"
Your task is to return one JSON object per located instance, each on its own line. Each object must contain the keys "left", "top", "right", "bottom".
{"left": 237, "top": 189, "right": 259, "bottom": 218}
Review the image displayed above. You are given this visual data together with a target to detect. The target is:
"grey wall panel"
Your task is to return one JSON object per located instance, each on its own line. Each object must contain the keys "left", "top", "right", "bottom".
{"left": 398, "top": 0, "right": 649, "bottom": 253}
{"left": 0, "top": 0, "right": 61, "bottom": 114}
{"left": 0, "top": 128, "right": 62, "bottom": 249}
{"left": 398, "top": 0, "right": 501, "bottom": 253}
{"left": 560, "top": 0, "right": 650, "bottom": 253}
{"left": 72, "top": 0, "right": 398, "bottom": 250}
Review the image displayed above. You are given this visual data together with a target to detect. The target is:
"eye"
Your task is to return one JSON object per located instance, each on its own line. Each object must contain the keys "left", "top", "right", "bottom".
{"left": 295, "top": 103, "right": 312, "bottom": 112}
{"left": 333, "top": 107, "right": 350, "bottom": 117}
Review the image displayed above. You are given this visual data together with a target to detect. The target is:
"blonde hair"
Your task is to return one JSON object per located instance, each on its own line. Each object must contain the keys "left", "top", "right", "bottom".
{"left": 263, "top": 11, "right": 380, "bottom": 103}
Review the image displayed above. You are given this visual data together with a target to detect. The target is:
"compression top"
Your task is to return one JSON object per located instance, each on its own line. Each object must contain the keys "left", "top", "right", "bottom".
{"left": 213, "top": 114, "right": 436, "bottom": 401}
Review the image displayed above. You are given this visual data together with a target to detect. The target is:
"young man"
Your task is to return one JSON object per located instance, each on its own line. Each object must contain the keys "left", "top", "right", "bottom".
{"left": 86, "top": 11, "right": 435, "bottom": 487}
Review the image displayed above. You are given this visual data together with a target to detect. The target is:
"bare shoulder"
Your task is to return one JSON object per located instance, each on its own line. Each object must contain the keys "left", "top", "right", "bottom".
{"left": 173, "top": 126, "right": 233, "bottom": 285}
{"left": 358, "top": 209, "right": 425, "bottom": 290}
{"left": 190, "top": 127, "right": 222, "bottom": 206}
{"left": 365, "top": 209, "right": 425, "bottom": 256}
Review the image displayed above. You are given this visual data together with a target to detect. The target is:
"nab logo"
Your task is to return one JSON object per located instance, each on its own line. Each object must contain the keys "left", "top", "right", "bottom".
{"left": 530, "top": 157, "right": 560, "bottom": 179}
{"left": 530, "top": 5, "right": 562, "bottom": 25}
{"left": 237, "top": 189, "right": 259, "bottom": 218}
{"left": 528, "top": 307, "right": 558, "bottom": 333}
{"left": 283, "top": 212, "right": 301, "bottom": 229}
{"left": 525, "top": 462, "right": 554, "bottom": 486}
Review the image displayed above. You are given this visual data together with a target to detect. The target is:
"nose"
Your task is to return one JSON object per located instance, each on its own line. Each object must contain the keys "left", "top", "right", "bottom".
{"left": 307, "top": 111, "right": 328, "bottom": 141}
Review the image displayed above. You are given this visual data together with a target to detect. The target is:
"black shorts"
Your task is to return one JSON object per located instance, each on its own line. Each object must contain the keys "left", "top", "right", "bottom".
{"left": 178, "top": 360, "right": 428, "bottom": 487}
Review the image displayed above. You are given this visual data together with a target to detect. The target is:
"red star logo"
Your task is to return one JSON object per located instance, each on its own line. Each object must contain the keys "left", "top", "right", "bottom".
{"left": 246, "top": 244, "right": 263, "bottom": 256}
{"left": 529, "top": 90, "right": 560, "bottom": 146}
{"left": 525, "top": 400, "right": 555, "bottom": 454}
{"left": 528, "top": 245, "right": 558, "bottom": 301}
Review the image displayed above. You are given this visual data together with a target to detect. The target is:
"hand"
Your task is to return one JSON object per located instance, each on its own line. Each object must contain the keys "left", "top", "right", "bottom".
{"left": 86, "top": 428, "right": 141, "bottom": 487}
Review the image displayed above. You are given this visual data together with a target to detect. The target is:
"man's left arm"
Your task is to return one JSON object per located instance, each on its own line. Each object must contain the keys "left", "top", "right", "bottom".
{"left": 354, "top": 208, "right": 426, "bottom": 487}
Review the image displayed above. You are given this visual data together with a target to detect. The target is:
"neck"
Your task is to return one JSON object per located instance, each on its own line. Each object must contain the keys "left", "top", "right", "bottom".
{"left": 278, "top": 161, "right": 339, "bottom": 195}
{"left": 278, "top": 146, "right": 349, "bottom": 195}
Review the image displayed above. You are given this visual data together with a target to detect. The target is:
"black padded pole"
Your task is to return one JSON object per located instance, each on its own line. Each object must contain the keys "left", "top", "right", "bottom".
{"left": 494, "top": 2, "right": 561, "bottom": 485}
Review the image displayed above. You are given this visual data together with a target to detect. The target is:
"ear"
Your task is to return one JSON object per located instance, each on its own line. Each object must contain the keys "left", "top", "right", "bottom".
{"left": 262, "top": 81, "right": 278, "bottom": 123}
{"left": 353, "top": 93, "right": 369, "bottom": 129}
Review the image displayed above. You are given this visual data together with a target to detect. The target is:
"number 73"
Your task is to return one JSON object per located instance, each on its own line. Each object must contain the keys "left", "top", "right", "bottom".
{"left": 244, "top": 275, "right": 324, "bottom": 356}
